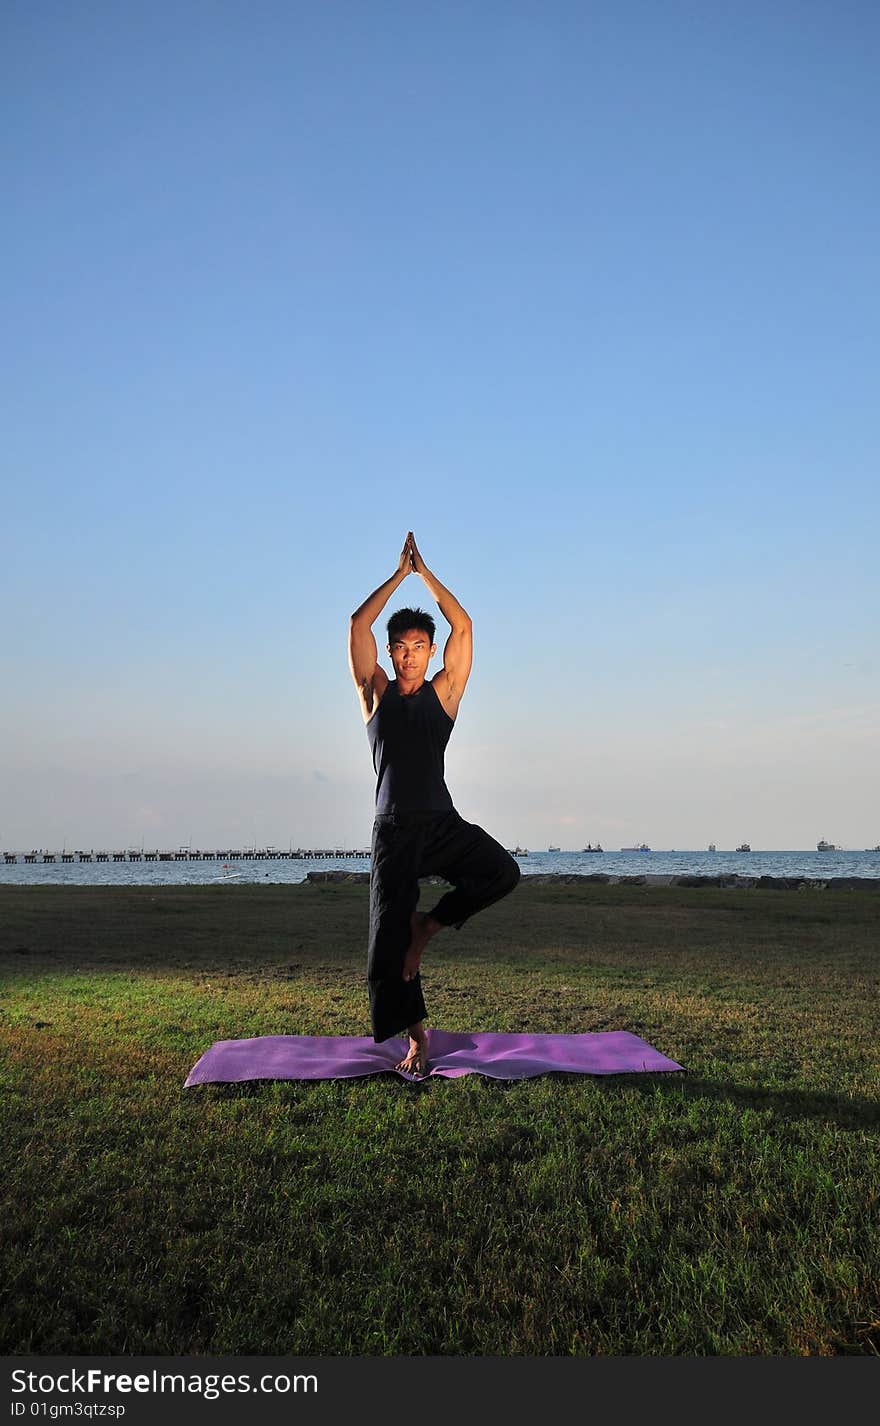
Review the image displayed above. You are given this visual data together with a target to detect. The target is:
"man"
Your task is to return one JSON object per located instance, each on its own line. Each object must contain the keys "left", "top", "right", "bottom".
{"left": 348, "top": 531, "right": 520, "bottom": 1076}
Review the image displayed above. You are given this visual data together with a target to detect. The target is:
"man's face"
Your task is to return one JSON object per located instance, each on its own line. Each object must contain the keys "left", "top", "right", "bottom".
{"left": 387, "top": 628, "right": 436, "bottom": 683}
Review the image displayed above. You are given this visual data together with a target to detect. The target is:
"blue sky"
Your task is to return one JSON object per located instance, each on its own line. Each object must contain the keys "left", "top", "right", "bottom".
{"left": 2, "top": 1, "right": 878, "bottom": 850}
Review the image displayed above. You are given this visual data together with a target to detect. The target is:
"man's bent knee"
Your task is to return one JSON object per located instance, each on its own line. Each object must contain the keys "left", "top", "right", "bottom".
{"left": 500, "top": 853, "right": 521, "bottom": 897}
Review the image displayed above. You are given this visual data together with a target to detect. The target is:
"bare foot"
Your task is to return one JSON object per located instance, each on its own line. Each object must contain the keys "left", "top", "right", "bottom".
{"left": 395, "top": 1029, "right": 430, "bottom": 1076}
{"left": 402, "top": 911, "right": 442, "bottom": 982}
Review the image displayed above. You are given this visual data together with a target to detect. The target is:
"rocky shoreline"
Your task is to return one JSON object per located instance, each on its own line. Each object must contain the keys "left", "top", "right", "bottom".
{"left": 306, "top": 870, "right": 880, "bottom": 891}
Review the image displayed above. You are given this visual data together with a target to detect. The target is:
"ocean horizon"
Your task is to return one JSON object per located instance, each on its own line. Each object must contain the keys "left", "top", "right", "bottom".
{"left": 3, "top": 847, "right": 879, "bottom": 886}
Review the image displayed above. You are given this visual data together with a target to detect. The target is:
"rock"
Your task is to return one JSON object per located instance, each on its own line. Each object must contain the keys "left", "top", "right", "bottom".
{"left": 514, "top": 873, "right": 608, "bottom": 885}
{"left": 301, "top": 870, "right": 880, "bottom": 891}
{"left": 305, "top": 871, "right": 369, "bottom": 883}
{"left": 305, "top": 871, "right": 448, "bottom": 886}
{"left": 826, "top": 876, "right": 880, "bottom": 890}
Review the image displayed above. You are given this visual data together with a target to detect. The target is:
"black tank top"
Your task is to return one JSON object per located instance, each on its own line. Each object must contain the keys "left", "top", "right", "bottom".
{"left": 366, "top": 679, "right": 455, "bottom": 814}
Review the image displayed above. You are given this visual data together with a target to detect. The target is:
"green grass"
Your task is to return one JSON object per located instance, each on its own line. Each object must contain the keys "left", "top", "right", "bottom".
{"left": 1, "top": 881, "right": 878, "bottom": 1355}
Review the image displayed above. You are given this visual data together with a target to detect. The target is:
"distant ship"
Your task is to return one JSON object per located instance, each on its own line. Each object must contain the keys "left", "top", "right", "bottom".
{"left": 736, "top": 843, "right": 751, "bottom": 852}
{"left": 513, "top": 845, "right": 529, "bottom": 857}
{"left": 582, "top": 842, "right": 603, "bottom": 853}
{"left": 621, "top": 843, "right": 650, "bottom": 852}
{"left": 548, "top": 844, "right": 560, "bottom": 852}
{"left": 817, "top": 839, "right": 836, "bottom": 851}
{"left": 708, "top": 843, "right": 716, "bottom": 852}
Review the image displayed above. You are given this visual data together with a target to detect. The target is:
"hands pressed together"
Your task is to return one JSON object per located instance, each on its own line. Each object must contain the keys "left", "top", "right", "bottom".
{"left": 397, "top": 530, "right": 427, "bottom": 578}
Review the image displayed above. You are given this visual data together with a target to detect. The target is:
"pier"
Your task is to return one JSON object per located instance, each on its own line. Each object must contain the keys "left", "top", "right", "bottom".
{"left": 3, "top": 848, "right": 371, "bottom": 864}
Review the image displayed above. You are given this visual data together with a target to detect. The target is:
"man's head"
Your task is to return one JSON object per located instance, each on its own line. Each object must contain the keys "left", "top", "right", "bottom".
{"left": 386, "top": 607, "right": 437, "bottom": 684}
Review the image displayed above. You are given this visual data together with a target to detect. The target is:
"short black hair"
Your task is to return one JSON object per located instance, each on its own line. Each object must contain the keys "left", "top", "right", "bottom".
{"left": 387, "top": 607, "right": 436, "bottom": 644}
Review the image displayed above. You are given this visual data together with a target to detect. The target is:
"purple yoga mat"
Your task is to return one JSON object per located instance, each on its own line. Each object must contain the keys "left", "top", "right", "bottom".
{"left": 184, "top": 1029, "right": 684, "bottom": 1085}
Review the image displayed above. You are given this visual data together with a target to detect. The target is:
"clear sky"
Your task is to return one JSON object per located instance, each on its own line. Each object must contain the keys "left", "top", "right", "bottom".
{"left": 2, "top": 1, "right": 878, "bottom": 852}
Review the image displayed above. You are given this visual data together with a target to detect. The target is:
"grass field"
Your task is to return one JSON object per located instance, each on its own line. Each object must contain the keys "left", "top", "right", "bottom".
{"left": 1, "top": 880, "right": 878, "bottom": 1356}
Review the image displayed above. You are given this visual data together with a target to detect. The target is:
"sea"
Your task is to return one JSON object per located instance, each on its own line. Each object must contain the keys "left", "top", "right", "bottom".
{"left": 2, "top": 847, "right": 879, "bottom": 886}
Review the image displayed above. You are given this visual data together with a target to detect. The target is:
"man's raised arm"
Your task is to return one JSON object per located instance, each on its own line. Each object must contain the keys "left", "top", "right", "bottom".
{"left": 348, "top": 532, "right": 413, "bottom": 719}
{"left": 410, "top": 534, "right": 473, "bottom": 713}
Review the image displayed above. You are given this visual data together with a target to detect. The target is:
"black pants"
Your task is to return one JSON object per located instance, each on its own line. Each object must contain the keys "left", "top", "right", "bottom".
{"left": 367, "top": 809, "right": 521, "bottom": 1042}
